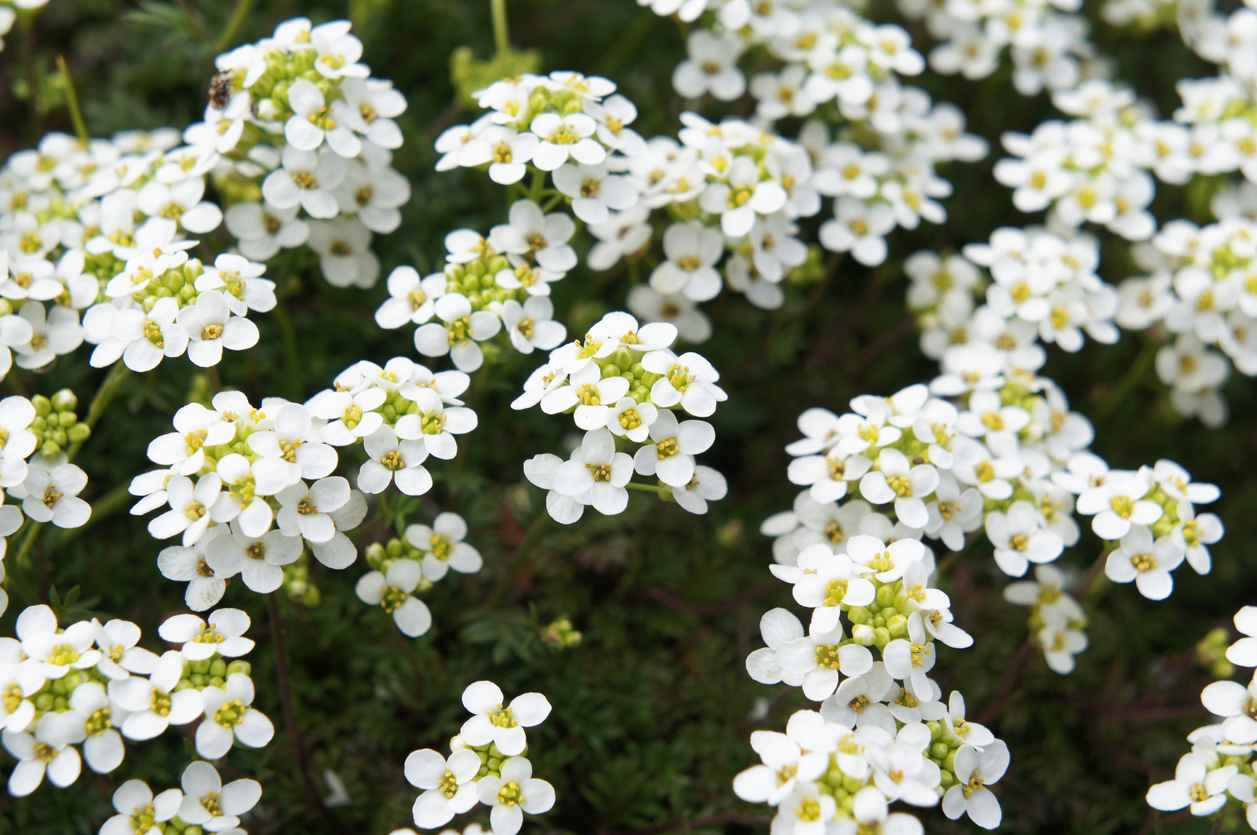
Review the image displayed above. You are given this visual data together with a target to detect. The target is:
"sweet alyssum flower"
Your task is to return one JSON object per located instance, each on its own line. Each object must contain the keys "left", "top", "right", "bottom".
{"left": 460, "top": 681, "right": 552, "bottom": 756}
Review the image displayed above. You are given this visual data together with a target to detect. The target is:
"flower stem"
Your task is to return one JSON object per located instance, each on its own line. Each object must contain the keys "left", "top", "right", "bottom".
{"left": 215, "top": 0, "right": 256, "bottom": 53}
{"left": 16, "top": 363, "right": 131, "bottom": 571}
{"left": 267, "top": 593, "right": 350, "bottom": 835}
{"left": 625, "top": 482, "right": 665, "bottom": 494}
{"left": 489, "top": 512, "right": 550, "bottom": 608}
{"left": 490, "top": 0, "right": 510, "bottom": 56}
{"left": 55, "top": 55, "right": 88, "bottom": 143}
{"left": 66, "top": 362, "right": 131, "bottom": 462}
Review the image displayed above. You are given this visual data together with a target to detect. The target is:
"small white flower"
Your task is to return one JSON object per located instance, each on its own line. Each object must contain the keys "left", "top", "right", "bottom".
{"left": 1104, "top": 525, "right": 1185, "bottom": 600}
{"left": 474, "top": 756, "right": 556, "bottom": 835}
{"left": 196, "top": 673, "right": 274, "bottom": 759}
{"left": 406, "top": 748, "right": 482, "bottom": 828}
{"left": 355, "top": 558, "right": 432, "bottom": 637}
{"left": 159, "top": 608, "right": 254, "bottom": 661}
{"left": 177, "top": 760, "right": 263, "bottom": 832}
{"left": 21, "top": 462, "right": 90, "bottom": 528}
{"left": 358, "top": 425, "right": 432, "bottom": 496}
{"left": 941, "top": 741, "right": 1009, "bottom": 829}
{"left": 1146, "top": 754, "right": 1236, "bottom": 816}
{"left": 108, "top": 650, "right": 203, "bottom": 740}
{"left": 276, "top": 477, "right": 352, "bottom": 543}
{"left": 404, "top": 513, "right": 483, "bottom": 582}
{"left": 205, "top": 524, "right": 303, "bottom": 594}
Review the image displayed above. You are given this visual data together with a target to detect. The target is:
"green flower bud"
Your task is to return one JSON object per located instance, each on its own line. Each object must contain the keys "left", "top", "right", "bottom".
{"left": 40, "top": 440, "right": 61, "bottom": 458}
{"left": 210, "top": 659, "right": 227, "bottom": 678}
{"left": 886, "top": 614, "right": 908, "bottom": 637}
{"left": 873, "top": 626, "right": 891, "bottom": 650}
{"left": 67, "top": 423, "right": 91, "bottom": 444}
{"left": 875, "top": 585, "right": 895, "bottom": 609}
{"left": 32, "top": 395, "right": 52, "bottom": 416}
{"left": 226, "top": 661, "right": 252, "bottom": 677}
{"left": 50, "top": 389, "right": 77, "bottom": 412}
{"left": 51, "top": 430, "right": 67, "bottom": 446}
{"left": 930, "top": 742, "right": 949, "bottom": 760}
{"left": 366, "top": 542, "right": 386, "bottom": 569}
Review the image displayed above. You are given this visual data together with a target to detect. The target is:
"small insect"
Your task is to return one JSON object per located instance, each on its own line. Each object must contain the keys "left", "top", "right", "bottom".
{"left": 207, "top": 71, "right": 233, "bottom": 110}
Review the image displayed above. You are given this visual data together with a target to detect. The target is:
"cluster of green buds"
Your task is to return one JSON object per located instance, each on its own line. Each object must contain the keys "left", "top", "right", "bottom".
{"left": 540, "top": 616, "right": 581, "bottom": 650}
{"left": 173, "top": 657, "right": 252, "bottom": 693}
{"left": 31, "top": 389, "right": 90, "bottom": 457}
{"left": 452, "top": 736, "right": 518, "bottom": 781}
{"left": 282, "top": 554, "right": 322, "bottom": 606}
{"left": 445, "top": 246, "right": 539, "bottom": 316}
{"left": 1198, "top": 626, "right": 1236, "bottom": 680}
{"left": 127, "top": 257, "right": 206, "bottom": 315}
{"left": 846, "top": 578, "right": 924, "bottom": 653}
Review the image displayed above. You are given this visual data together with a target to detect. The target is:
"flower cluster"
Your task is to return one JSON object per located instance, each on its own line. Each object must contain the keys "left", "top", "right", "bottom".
{"left": 204, "top": 16, "right": 410, "bottom": 288}
{"left": 98, "top": 760, "right": 262, "bottom": 835}
{"left": 897, "top": 0, "right": 1099, "bottom": 96}
{"left": 1115, "top": 213, "right": 1257, "bottom": 426}
{"left": 376, "top": 216, "right": 571, "bottom": 372}
{"left": 401, "top": 681, "right": 555, "bottom": 835}
{"left": 643, "top": 0, "right": 990, "bottom": 292}
{"left": 357, "top": 511, "right": 484, "bottom": 638}
{"left": 1146, "top": 605, "right": 1257, "bottom": 829}
{"left": 0, "top": 392, "right": 95, "bottom": 616}
{"left": 516, "top": 311, "right": 727, "bottom": 523}
{"left": 0, "top": 604, "right": 270, "bottom": 797}
{"left": 906, "top": 227, "right": 1119, "bottom": 362}
{"left": 1003, "top": 565, "right": 1088, "bottom": 673}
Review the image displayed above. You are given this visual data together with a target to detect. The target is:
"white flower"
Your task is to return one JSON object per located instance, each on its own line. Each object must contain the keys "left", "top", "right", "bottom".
{"left": 819, "top": 197, "right": 896, "bottom": 267}
{"left": 488, "top": 200, "right": 578, "bottom": 273}
{"left": 136, "top": 178, "right": 223, "bottom": 234}
{"left": 1227, "top": 606, "right": 1257, "bottom": 668}
{"left": 1146, "top": 754, "right": 1236, "bottom": 816}
{"left": 92, "top": 618, "right": 159, "bottom": 680}
{"left": 460, "top": 680, "right": 551, "bottom": 756}
{"left": 553, "top": 162, "right": 637, "bottom": 224}
{"left": 673, "top": 30, "right": 745, "bottom": 100}
{"left": 310, "top": 386, "right": 386, "bottom": 446}
{"left": 285, "top": 79, "right": 362, "bottom": 157}
{"left": 100, "top": 780, "right": 182, "bottom": 835}
{"left": 671, "top": 465, "right": 727, "bottom": 515}
{"left": 2, "top": 714, "right": 83, "bottom": 796}
{"left": 247, "top": 403, "right": 338, "bottom": 491}
{"left": 17, "top": 605, "right": 100, "bottom": 680}
{"left": 700, "top": 157, "right": 788, "bottom": 238}
{"left": 158, "top": 525, "right": 231, "bottom": 611}
{"left": 649, "top": 221, "right": 724, "bottom": 302}
{"left": 792, "top": 552, "right": 876, "bottom": 633}
{"left": 177, "top": 290, "right": 259, "bottom": 367}
{"left": 358, "top": 425, "right": 432, "bottom": 496}
{"left": 941, "top": 741, "right": 1009, "bottom": 829}
{"left": 177, "top": 760, "right": 263, "bottom": 832}
{"left": 404, "top": 513, "right": 483, "bottom": 582}
{"left": 276, "top": 477, "right": 352, "bottom": 543}
{"left": 0, "top": 658, "right": 45, "bottom": 733}
{"left": 550, "top": 428, "right": 634, "bottom": 515}
{"left": 377, "top": 266, "right": 445, "bottom": 329}
{"left": 523, "top": 452, "right": 584, "bottom": 525}
{"left": 356, "top": 558, "right": 432, "bottom": 637}
{"left": 642, "top": 350, "right": 726, "bottom": 417}
{"left": 1201, "top": 678, "right": 1257, "bottom": 744}
{"left": 501, "top": 297, "right": 566, "bottom": 354}
{"left": 159, "top": 608, "right": 254, "bottom": 661}
{"left": 205, "top": 524, "right": 303, "bottom": 594}
{"left": 883, "top": 614, "right": 938, "bottom": 698}
{"left": 407, "top": 748, "right": 482, "bottom": 828}
{"left": 474, "top": 756, "right": 556, "bottom": 835}
{"left": 1075, "top": 476, "right": 1162, "bottom": 540}
{"left": 149, "top": 474, "right": 221, "bottom": 545}
{"left": 21, "top": 462, "right": 90, "bottom": 528}
{"left": 109, "top": 297, "right": 188, "bottom": 372}
{"left": 1104, "top": 525, "right": 1185, "bottom": 600}
{"left": 68, "top": 682, "right": 126, "bottom": 773}
{"left": 226, "top": 201, "right": 309, "bottom": 261}
{"left": 262, "top": 146, "right": 347, "bottom": 219}
{"left": 529, "top": 112, "right": 605, "bottom": 171}
{"left": 196, "top": 673, "right": 274, "bottom": 759}
{"left": 858, "top": 449, "right": 938, "bottom": 529}
{"left": 1038, "top": 606, "right": 1088, "bottom": 674}
{"left": 1172, "top": 502, "right": 1224, "bottom": 575}
{"left": 413, "top": 294, "right": 502, "bottom": 372}
{"left": 108, "top": 651, "right": 203, "bottom": 740}
{"left": 632, "top": 409, "right": 713, "bottom": 487}
{"left": 196, "top": 253, "right": 275, "bottom": 316}
{"left": 984, "top": 501, "right": 1064, "bottom": 578}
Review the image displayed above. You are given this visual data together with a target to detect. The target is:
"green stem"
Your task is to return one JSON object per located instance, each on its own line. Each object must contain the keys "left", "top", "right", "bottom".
{"left": 55, "top": 56, "right": 88, "bottom": 143}
{"left": 540, "top": 193, "right": 565, "bottom": 213}
{"left": 215, "top": 0, "right": 256, "bottom": 53}
{"left": 528, "top": 168, "right": 545, "bottom": 203}
{"left": 1097, "top": 338, "right": 1157, "bottom": 420}
{"left": 490, "top": 0, "right": 510, "bottom": 56}
{"left": 270, "top": 292, "right": 305, "bottom": 401}
{"left": 13, "top": 518, "right": 41, "bottom": 570}
{"left": 66, "top": 362, "right": 131, "bottom": 461}
{"left": 625, "top": 482, "right": 665, "bottom": 494}
{"left": 489, "top": 513, "right": 550, "bottom": 608}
